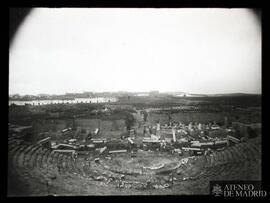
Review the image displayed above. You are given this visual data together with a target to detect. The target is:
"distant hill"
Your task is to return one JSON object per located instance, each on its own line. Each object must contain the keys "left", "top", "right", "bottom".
{"left": 173, "top": 92, "right": 207, "bottom": 97}
{"left": 173, "top": 92, "right": 260, "bottom": 97}
{"left": 205, "top": 93, "right": 261, "bottom": 97}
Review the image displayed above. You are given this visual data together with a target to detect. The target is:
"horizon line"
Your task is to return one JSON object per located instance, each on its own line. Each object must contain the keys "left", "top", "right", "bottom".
{"left": 9, "top": 91, "right": 262, "bottom": 97}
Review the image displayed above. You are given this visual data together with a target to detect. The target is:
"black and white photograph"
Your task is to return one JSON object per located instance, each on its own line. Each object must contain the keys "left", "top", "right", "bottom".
{"left": 8, "top": 8, "right": 262, "bottom": 196}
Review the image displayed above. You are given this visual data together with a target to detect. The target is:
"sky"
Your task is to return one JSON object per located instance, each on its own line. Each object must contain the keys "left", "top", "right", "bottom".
{"left": 9, "top": 8, "right": 261, "bottom": 95}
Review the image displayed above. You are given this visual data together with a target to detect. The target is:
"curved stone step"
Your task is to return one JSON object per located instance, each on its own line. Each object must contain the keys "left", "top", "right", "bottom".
{"left": 8, "top": 139, "right": 21, "bottom": 147}
{"left": 82, "top": 160, "right": 94, "bottom": 176}
{"left": 200, "top": 165, "right": 220, "bottom": 179}
{"left": 221, "top": 146, "right": 249, "bottom": 177}
{"left": 232, "top": 145, "right": 242, "bottom": 160}
{"left": 193, "top": 156, "right": 207, "bottom": 168}
{"left": 40, "top": 149, "right": 51, "bottom": 169}
{"left": 199, "top": 155, "right": 208, "bottom": 163}
{"left": 25, "top": 145, "right": 43, "bottom": 169}
{"left": 75, "top": 158, "right": 87, "bottom": 177}
{"left": 82, "top": 162, "right": 91, "bottom": 176}
{"left": 214, "top": 151, "right": 223, "bottom": 165}
{"left": 235, "top": 143, "right": 245, "bottom": 153}
{"left": 31, "top": 147, "right": 44, "bottom": 169}
{"left": 206, "top": 164, "right": 227, "bottom": 181}
{"left": 213, "top": 152, "right": 220, "bottom": 165}
{"left": 46, "top": 151, "right": 60, "bottom": 176}
{"left": 227, "top": 161, "right": 243, "bottom": 174}
{"left": 92, "top": 160, "right": 120, "bottom": 178}
{"left": 236, "top": 142, "right": 259, "bottom": 162}
{"left": 13, "top": 145, "right": 30, "bottom": 168}
{"left": 8, "top": 136, "right": 23, "bottom": 142}
{"left": 52, "top": 152, "right": 61, "bottom": 169}
{"left": 221, "top": 150, "right": 230, "bottom": 163}
{"left": 8, "top": 142, "right": 17, "bottom": 152}
{"left": 66, "top": 156, "right": 77, "bottom": 174}
{"left": 224, "top": 160, "right": 244, "bottom": 178}
{"left": 240, "top": 142, "right": 249, "bottom": 148}
{"left": 60, "top": 155, "right": 69, "bottom": 174}
{"left": 21, "top": 145, "right": 36, "bottom": 167}
{"left": 72, "top": 157, "right": 81, "bottom": 175}
{"left": 250, "top": 143, "right": 261, "bottom": 154}
{"left": 220, "top": 151, "right": 227, "bottom": 164}
{"left": 100, "top": 164, "right": 120, "bottom": 177}
{"left": 229, "top": 147, "right": 240, "bottom": 161}
{"left": 17, "top": 144, "right": 33, "bottom": 169}
{"left": 8, "top": 139, "right": 24, "bottom": 150}
{"left": 57, "top": 154, "right": 65, "bottom": 174}
{"left": 246, "top": 145, "right": 259, "bottom": 163}
{"left": 205, "top": 155, "right": 211, "bottom": 165}
{"left": 238, "top": 157, "right": 251, "bottom": 180}
{"left": 249, "top": 143, "right": 261, "bottom": 157}
{"left": 210, "top": 155, "right": 215, "bottom": 166}
{"left": 252, "top": 143, "right": 261, "bottom": 150}
{"left": 8, "top": 144, "right": 23, "bottom": 158}
{"left": 82, "top": 159, "right": 99, "bottom": 177}
{"left": 225, "top": 149, "right": 234, "bottom": 162}
{"left": 35, "top": 148, "right": 47, "bottom": 169}
{"left": 218, "top": 163, "right": 234, "bottom": 177}
{"left": 8, "top": 136, "right": 15, "bottom": 141}
{"left": 213, "top": 152, "right": 219, "bottom": 165}
{"left": 46, "top": 151, "right": 55, "bottom": 168}
{"left": 35, "top": 150, "right": 52, "bottom": 178}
